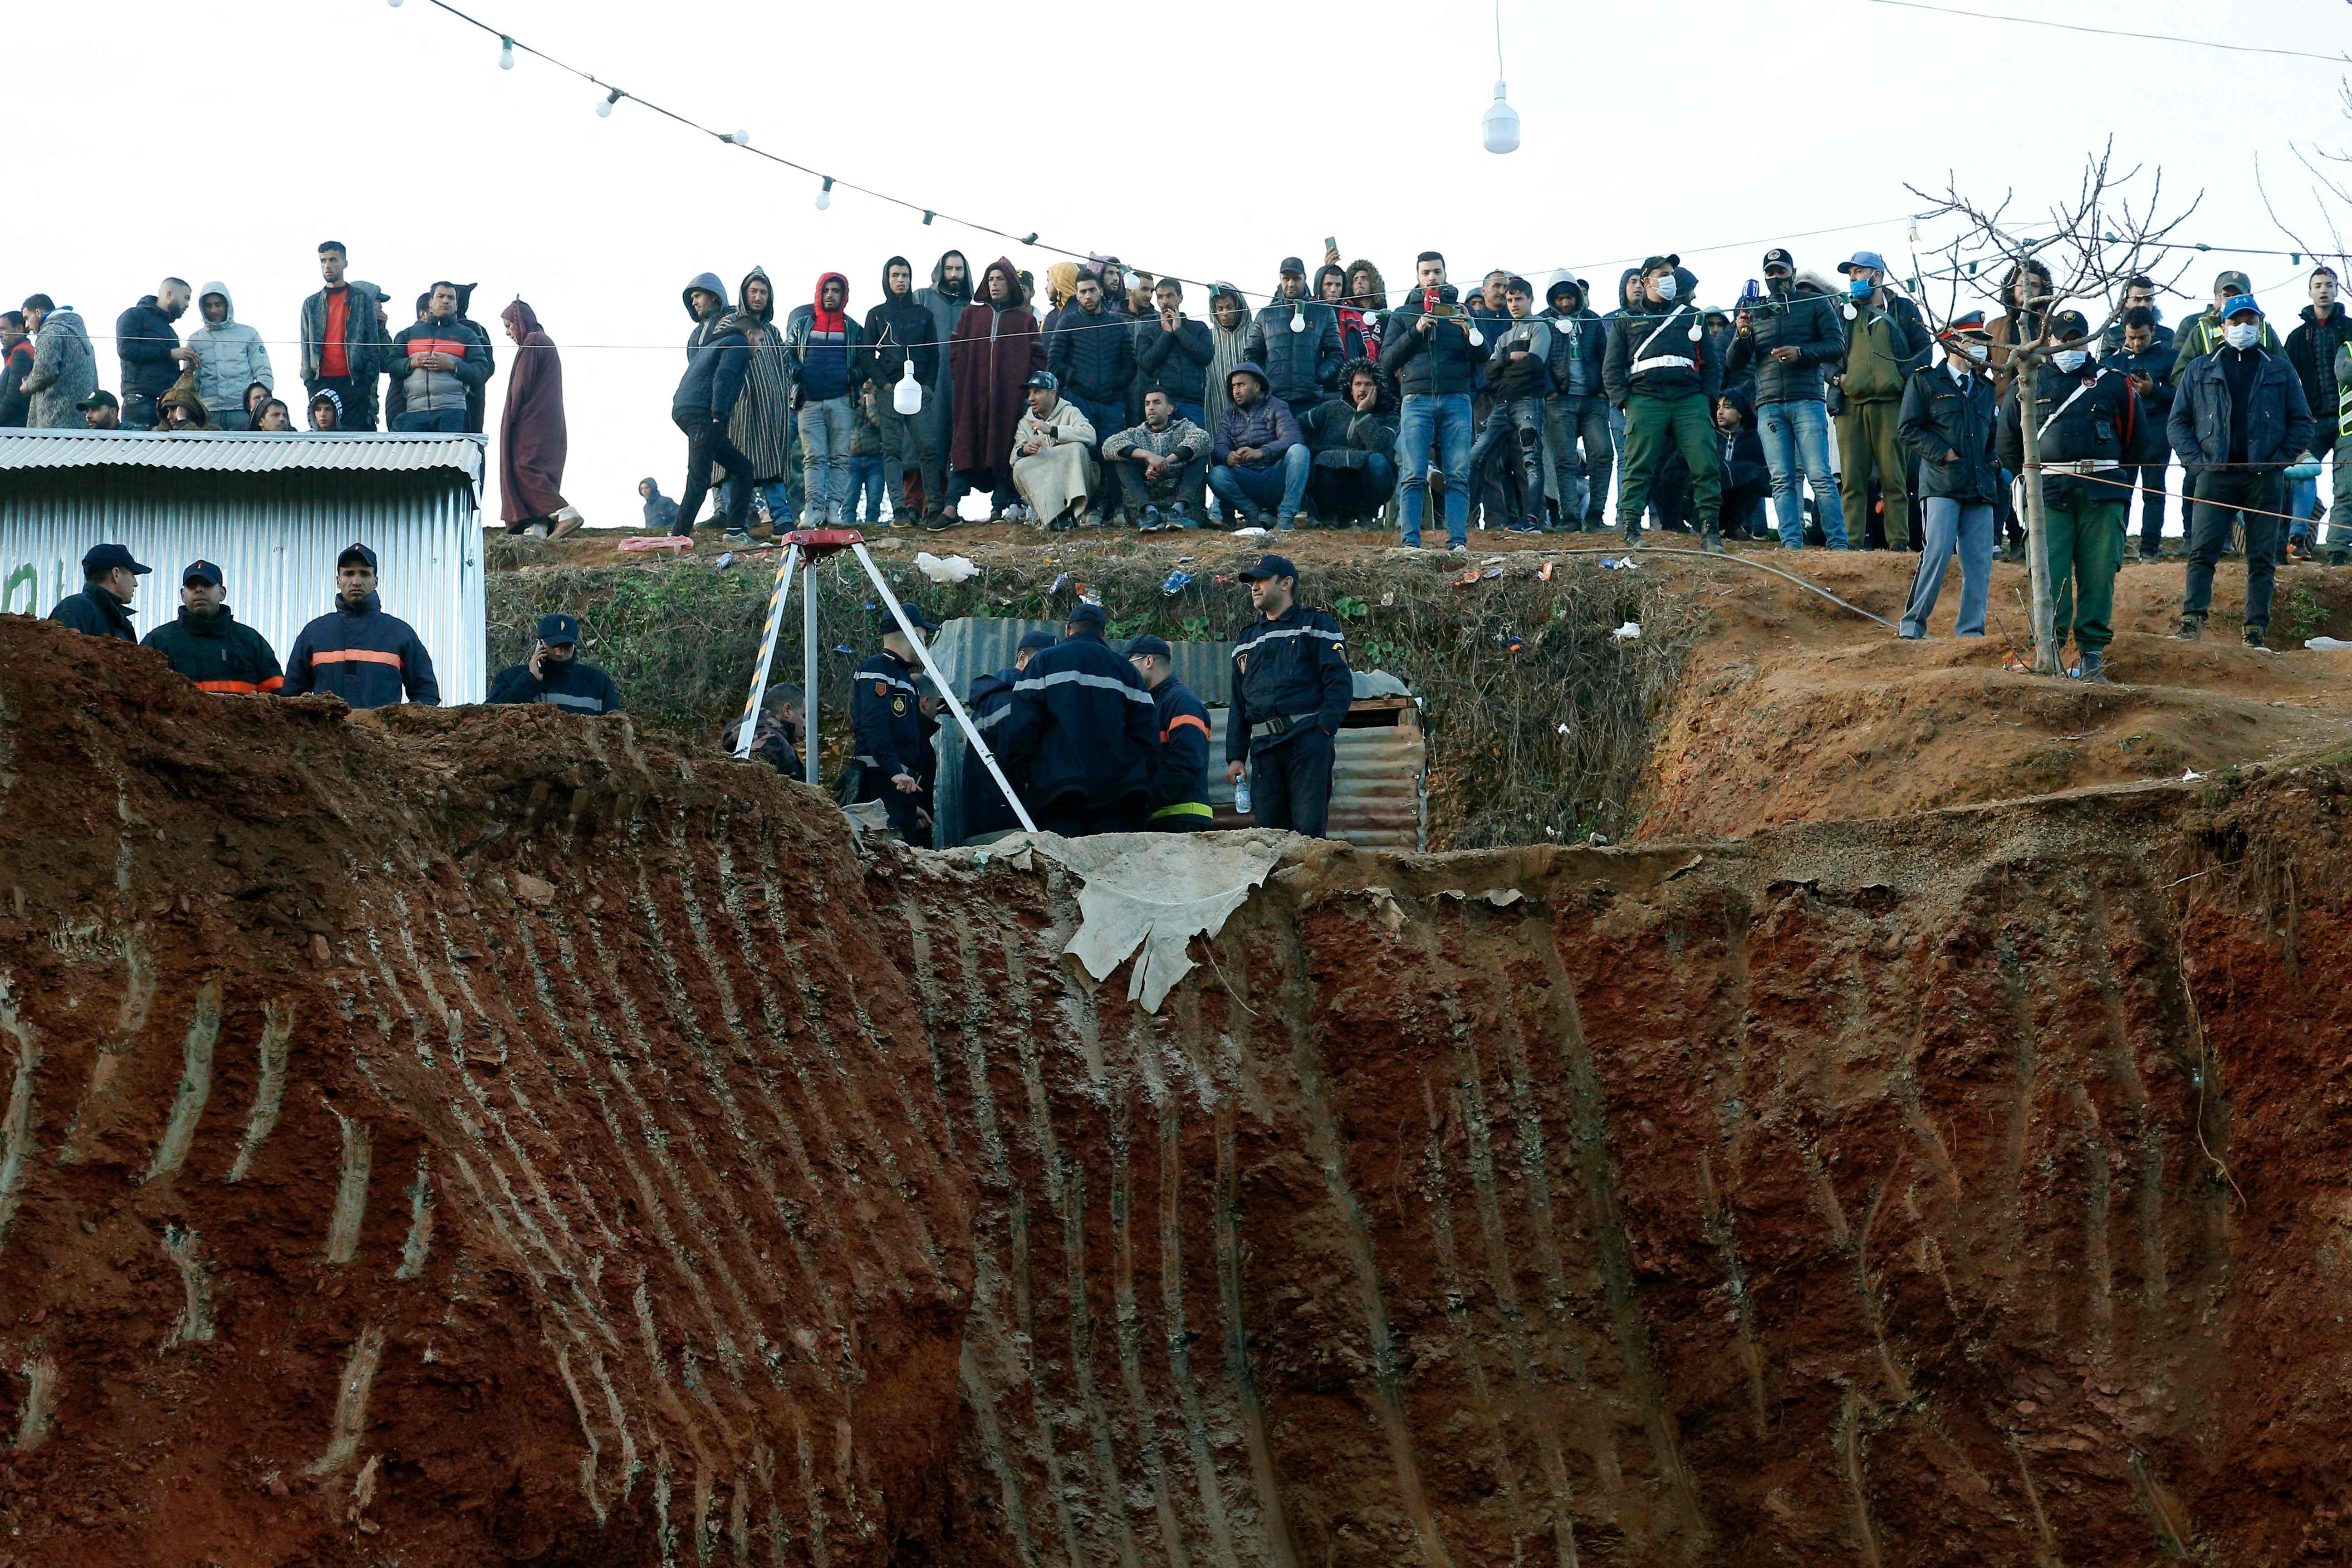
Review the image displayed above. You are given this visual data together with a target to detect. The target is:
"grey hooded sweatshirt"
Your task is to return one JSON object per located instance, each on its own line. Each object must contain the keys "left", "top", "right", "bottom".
{"left": 187, "top": 281, "right": 274, "bottom": 427}
{"left": 22, "top": 307, "right": 98, "bottom": 429}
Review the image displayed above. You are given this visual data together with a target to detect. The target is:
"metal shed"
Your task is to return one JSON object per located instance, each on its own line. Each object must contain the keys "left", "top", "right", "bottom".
{"left": 924, "top": 615, "right": 1426, "bottom": 850}
{"left": 0, "top": 431, "right": 487, "bottom": 704}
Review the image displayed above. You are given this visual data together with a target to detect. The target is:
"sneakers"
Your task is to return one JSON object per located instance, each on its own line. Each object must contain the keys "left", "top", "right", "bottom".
{"left": 923, "top": 512, "right": 959, "bottom": 532}
{"left": 1448, "top": 541, "right": 1468, "bottom": 555}
{"left": 2174, "top": 613, "right": 2204, "bottom": 641}
{"left": 1626, "top": 523, "right": 1650, "bottom": 549}
{"left": 2332, "top": 549, "right": 2351, "bottom": 567}
{"left": 1699, "top": 525, "right": 1727, "bottom": 555}
{"left": 2287, "top": 539, "right": 2314, "bottom": 563}
{"left": 1140, "top": 505, "right": 1163, "bottom": 532}
{"left": 1507, "top": 519, "right": 1544, "bottom": 535}
{"left": 1168, "top": 501, "right": 1194, "bottom": 529}
{"left": 1073, "top": 505, "right": 1098, "bottom": 529}
{"left": 722, "top": 527, "right": 752, "bottom": 543}
{"left": 2243, "top": 624, "right": 2268, "bottom": 649}
{"left": 2075, "top": 647, "right": 2110, "bottom": 683}
{"left": 549, "top": 508, "right": 585, "bottom": 540}
{"left": 1001, "top": 502, "right": 1032, "bottom": 524}
{"left": 1292, "top": 512, "right": 1312, "bottom": 531}
{"left": 2136, "top": 544, "right": 2164, "bottom": 564}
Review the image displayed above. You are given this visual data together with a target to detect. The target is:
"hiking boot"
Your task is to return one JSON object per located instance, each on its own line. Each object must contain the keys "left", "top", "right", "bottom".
{"left": 1699, "top": 525, "right": 1727, "bottom": 555}
{"left": 2076, "top": 647, "right": 2111, "bottom": 682}
{"left": 1627, "top": 522, "right": 1650, "bottom": 548}
{"left": 2174, "top": 613, "right": 2204, "bottom": 641}
{"left": 2243, "top": 624, "right": 2267, "bottom": 649}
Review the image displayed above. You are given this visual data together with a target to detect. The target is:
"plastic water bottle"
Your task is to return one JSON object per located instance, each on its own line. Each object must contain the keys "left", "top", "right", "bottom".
{"left": 1234, "top": 774, "right": 1252, "bottom": 816}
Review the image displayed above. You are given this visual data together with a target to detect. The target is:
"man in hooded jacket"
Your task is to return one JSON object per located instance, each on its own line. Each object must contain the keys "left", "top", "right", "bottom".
{"left": 18, "top": 295, "right": 98, "bottom": 429}
{"left": 639, "top": 477, "right": 681, "bottom": 531}
{"left": 1539, "top": 273, "right": 1610, "bottom": 529}
{"left": 867, "top": 256, "right": 942, "bottom": 520}
{"left": 1830, "top": 251, "right": 1930, "bottom": 552}
{"left": 725, "top": 266, "right": 798, "bottom": 534}
{"left": 671, "top": 272, "right": 755, "bottom": 536}
{"left": 786, "top": 272, "right": 867, "bottom": 526}
{"left": 1604, "top": 255, "right": 1726, "bottom": 550}
{"left": 914, "top": 252, "right": 972, "bottom": 524}
{"left": 949, "top": 259, "right": 1047, "bottom": 519}
{"left": 186, "top": 283, "right": 272, "bottom": 430}
{"left": 498, "top": 299, "right": 580, "bottom": 537}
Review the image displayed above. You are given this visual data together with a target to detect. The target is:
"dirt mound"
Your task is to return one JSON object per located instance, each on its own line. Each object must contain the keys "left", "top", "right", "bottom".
{"left": 6, "top": 610, "right": 2352, "bottom": 1566}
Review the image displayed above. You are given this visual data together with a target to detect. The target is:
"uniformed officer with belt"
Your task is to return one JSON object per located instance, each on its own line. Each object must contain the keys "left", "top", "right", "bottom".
{"left": 1224, "top": 554, "right": 1353, "bottom": 837}
{"left": 1126, "top": 634, "right": 1214, "bottom": 832}
{"left": 141, "top": 559, "right": 284, "bottom": 693}
{"left": 851, "top": 603, "right": 942, "bottom": 845}
{"left": 964, "top": 628, "right": 1056, "bottom": 839}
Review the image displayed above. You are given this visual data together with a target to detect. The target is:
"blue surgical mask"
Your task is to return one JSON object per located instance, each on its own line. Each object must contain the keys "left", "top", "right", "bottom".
{"left": 2052, "top": 349, "right": 2088, "bottom": 373}
{"left": 1653, "top": 274, "right": 1678, "bottom": 302}
{"left": 1847, "top": 278, "right": 1872, "bottom": 300}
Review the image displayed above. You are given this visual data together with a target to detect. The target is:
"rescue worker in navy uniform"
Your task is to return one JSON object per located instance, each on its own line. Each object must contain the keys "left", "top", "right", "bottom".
{"left": 48, "top": 542, "right": 150, "bottom": 641}
{"left": 999, "top": 602, "right": 1158, "bottom": 838}
{"left": 726, "top": 683, "right": 806, "bottom": 779}
{"left": 964, "top": 628, "right": 1056, "bottom": 839}
{"left": 488, "top": 612, "right": 624, "bottom": 714}
{"left": 851, "top": 604, "right": 942, "bottom": 846}
{"left": 1126, "top": 634, "right": 1214, "bottom": 832}
{"left": 282, "top": 544, "right": 441, "bottom": 708}
{"left": 142, "top": 559, "right": 284, "bottom": 692}
{"left": 1225, "top": 554, "right": 1353, "bottom": 838}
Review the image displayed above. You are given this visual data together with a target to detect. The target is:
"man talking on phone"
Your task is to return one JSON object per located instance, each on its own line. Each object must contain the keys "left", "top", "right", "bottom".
{"left": 488, "top": 612, "right": 623, "bottom": 714}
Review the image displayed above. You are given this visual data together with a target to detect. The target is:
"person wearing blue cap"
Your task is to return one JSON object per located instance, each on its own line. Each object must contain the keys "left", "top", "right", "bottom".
{"left": 962, "top": 628, "right": 1056, "bottom": 840}
{"left": 142, "top": 559, "right": 284, "bottom": 693}
{"left": 1126, "top": 635, "right": 1214, "bottom": 832}
{"left": 1225, "top": 554, "right": 1352, "bottom": 837}
{"left": 851, "top": 603, "right": 943, "bottom": 844}
{"left": 1833, "top": 251, "right": 1931, "bottom": 553}
{"left": 2170, "top": 294, "right": 2316, "bottom": 647}
{"left": 999, "top": 601, "right": 1158, "bottom": 837}
{"left": 48, "top": 543, "right": 151, "bottom": 642}
{"left": 488, "top": 612, "right": 623, "bottom": 714}
{"left": 282, "top": 543, "right": 441, "bottom": 709}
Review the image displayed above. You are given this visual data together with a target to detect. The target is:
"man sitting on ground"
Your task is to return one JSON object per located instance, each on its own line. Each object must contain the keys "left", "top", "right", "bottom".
{"left": 1300, "top": 360, "right": 1399, "bottom": 526}
{"left": 1009, "top": 371, "right": 1099, "bottom": 530}
{"left": 1210, "top": 362, "right": 1311, "bottom": 529}
{"left": 1102, "top": 388, "right": 1211, "bottom": 530}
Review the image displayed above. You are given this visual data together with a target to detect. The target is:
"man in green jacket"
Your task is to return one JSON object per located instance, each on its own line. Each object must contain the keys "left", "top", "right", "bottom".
{"left": 1602, "top": 255, "right": 1726, "bottom": 551}
{"left": 1831, "top": 250, "right": 1931, "bottom": 550}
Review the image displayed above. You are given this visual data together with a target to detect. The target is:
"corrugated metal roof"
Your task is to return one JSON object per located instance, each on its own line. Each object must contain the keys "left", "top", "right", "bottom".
{"left": 0, "top": 430, "right": 483, "bottom": 479}
{"left": 923, "top": 615, "right": 1425, "bottom": 850}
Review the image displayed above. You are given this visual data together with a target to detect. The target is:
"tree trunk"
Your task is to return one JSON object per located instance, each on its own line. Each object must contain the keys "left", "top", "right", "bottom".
{"left": 2017, "top": 357, "right": 2059, "bottom": 673}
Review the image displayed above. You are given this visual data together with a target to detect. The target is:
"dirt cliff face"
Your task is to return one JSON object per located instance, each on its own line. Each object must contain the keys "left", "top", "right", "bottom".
{"left": 2, "top": 613, "right": 2349, "bottom": 1566}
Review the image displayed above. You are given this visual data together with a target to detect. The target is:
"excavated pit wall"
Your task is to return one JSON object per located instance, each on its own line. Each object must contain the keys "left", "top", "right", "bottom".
{"left": 1, "top": 613, "right": 2349, "bottom": 1565}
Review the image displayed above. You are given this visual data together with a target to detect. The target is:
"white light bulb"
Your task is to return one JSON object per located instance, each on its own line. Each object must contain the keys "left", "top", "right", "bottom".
{"left": 498, "top": 36, "right": 514, "bottom": 69}
{"left": 387, "top": 0, "right": 404, "bottom": 7}
{"left": 1468, "top": 326, "right": 1486, "bottom": 347}
{"left": 1482, "top": 81, "right": 1520, "bottom": 155}
{"left": 596, "top": 94, "right": 614, "bottom": 118}
{"left": 731, "top": 129, "right": 749, "bottom": 147}
{"left": 894, "top": 359, "right": 923, "bottom": 416}
{"left": 816, "top": 177, "right": 833, "bottom": 210}
{"left": 1289, "top": 304, "right": 1304, "bottom": 334}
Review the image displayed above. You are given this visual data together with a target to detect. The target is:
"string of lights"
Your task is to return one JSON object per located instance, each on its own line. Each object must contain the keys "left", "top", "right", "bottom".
{"left": 1867, "top": 0, "right": 2352, "bottom": 65}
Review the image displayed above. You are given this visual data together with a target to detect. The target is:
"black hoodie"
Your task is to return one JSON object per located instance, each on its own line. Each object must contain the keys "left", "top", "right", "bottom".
{"left": 864, "top": 255, "right": 940, "bottom": 394}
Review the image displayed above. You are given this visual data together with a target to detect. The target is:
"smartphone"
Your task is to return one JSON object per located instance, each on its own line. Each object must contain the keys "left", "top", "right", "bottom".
{"left": 1740, "top": 279, "right": 1761, "bottom": 305}
{"left": 1324, "top": 235, "right": 1338, "bottom": 255}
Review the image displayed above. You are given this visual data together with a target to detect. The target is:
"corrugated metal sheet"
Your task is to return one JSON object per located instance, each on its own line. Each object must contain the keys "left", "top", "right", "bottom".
{"left": 0, "top": 429, "right": 485, "bottom": 477}
{"left": 1, "top": 466, "right": 486, "bottom": 705}
{"left": 924, "top": 615, "right": 1424, "bottom": 849}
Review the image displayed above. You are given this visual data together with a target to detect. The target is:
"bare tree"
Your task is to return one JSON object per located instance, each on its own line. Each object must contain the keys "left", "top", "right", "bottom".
{"left": 1907, "top": 142, "right": 2201, "bottom": 674}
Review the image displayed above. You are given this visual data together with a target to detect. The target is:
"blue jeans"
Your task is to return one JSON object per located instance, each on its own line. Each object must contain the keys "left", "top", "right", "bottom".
{"left": 1901, "top": 497, "right": 1994, "bottom": 637}
{"left": 2289, "top": 462, "right": 2323, "bottom": 545}
{"left": 1209, "top": 444, "right": 1311, "bottom": 524}
{"left": 1469, "top": 396, "right": 1547, "bottom": 527}
{"left": 1070, "top": 394, "right": 1123, "bottom": 454}
{"left": 1755, "top": 400, "right": 1847, "bottom": 548}
{"left": 797, "top": 396, "right": 854, "bottom": 521}
{"left": 1395, "top": 393, "right": 1474, "bottom": 546}
{"left": 394, "top": 406, "right": 466, "bottom": 433}
{"left": 847, "top": 454, "right": 888, "bottom": 522}
{"left": 725, "top": 477, "right": 794, "bottom": 528}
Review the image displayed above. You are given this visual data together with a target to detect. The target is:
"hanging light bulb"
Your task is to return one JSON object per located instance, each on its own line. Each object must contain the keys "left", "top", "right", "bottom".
{"left": 815, "top": 176, "right": 834, "bottom": 211}
{"left": 1289, "top": 303, "right": 1305, "bottom": 334}
{"left": 598, "top": 88, "right": 620, "bottom": 118}
{"left": 1482, "top": 82, "right": 1520, "bottom": 155}
{"left": 498, "top": 35, "right": 514, "bottom": 69}
{"left": 1468, "top": 323, "right": 1486, "bottom": 347}
{"left": 894, "top": 358, "right": 923, "bottom": 416}
{"left": 387, "top": 0, "right": 404, "bottom": 7}
{"left": 724, "top": 129, "right": 750, "bottom": 147}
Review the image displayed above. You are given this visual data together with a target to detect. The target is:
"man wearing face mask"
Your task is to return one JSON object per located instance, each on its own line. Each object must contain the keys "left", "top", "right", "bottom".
{"left": 1897, "top": 314, "right": 2001, "bottom": 639}
{"left": 1603, "top": 254, "right": 1726, "bottom": 551}
{"left": 1831, "top": 251, "right": 1931, "bottom": 552}
{"left": 1997, "top": 311, "right": 2138, "bottom": 680}
{"left": 2170, "top": 296, "right": 2315, "bottom": 647}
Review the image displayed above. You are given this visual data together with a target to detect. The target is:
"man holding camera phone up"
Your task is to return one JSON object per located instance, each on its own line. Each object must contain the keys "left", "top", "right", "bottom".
{"left": 1378, "top": 251, "right": 1483, "bottom": 551}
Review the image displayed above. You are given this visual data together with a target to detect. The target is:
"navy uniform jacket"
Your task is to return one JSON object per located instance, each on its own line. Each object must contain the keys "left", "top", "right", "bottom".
{"left": 999, "top": 629, "right": 1158, "bottom": 810}
{"left": 852, "top": 650, "right": 935, "bottom": 784}
{"left": 142, "top": 607, "right": 284, "bottom": 692}
{"left": 49, "top": 584, "right": 138, "bottom": 642}
{"left": 487, "top": 657, "right": 623, "bottom": 714}
{"left": 963, "top": 667, "right": 1028, "bottom": 836}
{"left": 283, "top": 593, "right": 440, "bottom": 709}
{"left": 1146, "top": 676, "right": 1214, "bottom": 824}
{"left": 1225, "top": 604, "right": 1352, "bottom": 763}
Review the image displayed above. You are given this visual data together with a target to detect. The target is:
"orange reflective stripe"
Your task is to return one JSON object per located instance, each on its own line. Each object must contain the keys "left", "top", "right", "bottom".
{"left": 257, "top": 675, "right": 284, "bottom": 693}
{"left": 309, "top": 648, "right": 404, "bottom": 669}
{"left": 195, "top": 680, "right": 260, "bottom": 694}
{"left": 1163, "top": 713, "right": 1210, "bottom": 741}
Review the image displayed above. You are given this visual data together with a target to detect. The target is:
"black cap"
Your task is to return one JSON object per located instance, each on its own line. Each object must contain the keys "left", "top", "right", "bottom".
{"left": 1066, "top": 602, "right": 1107, "bottom": 627}
{"left": 2048, "top": 309, "right": 2091, "bottom": 341}
{"left": 182, "top": 559, "right": 223, "bottom": 587}
{"left": 1022, "top": 369, "right": 1059, "bottom": 392}
{"left": 82, "top": 543, "right": 151, "bottom": 576}
{"left": 78, "top": 389, "right": 119, "bottom": 410}
{"left": 889, "top": 603, "right": 941, "bottom": 634}
{"left": 1278, "top": 256, "right": 1307, "bottom": 276}
{"left": 1126, "top": 634, "right": 1173, "bottom": 660}
{"left": 1762, "top": 247, "right": 1794, "bottom": 272}
{"left": 1237, "top": 554, "right": 1297, "bottom": 583}
{"left": 1016, "top": 629, "right": 1058, "bottom": 653}
{"left": 536, "top": 612, "right": 580, "bottom": 645}
{"left": 337, "top": 542, "right": 378, "bottom": 571}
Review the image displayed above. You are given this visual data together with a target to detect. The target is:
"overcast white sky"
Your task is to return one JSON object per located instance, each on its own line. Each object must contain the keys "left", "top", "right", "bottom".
{"left": 10, "top": 0, "right": 2348, "bottom": 527}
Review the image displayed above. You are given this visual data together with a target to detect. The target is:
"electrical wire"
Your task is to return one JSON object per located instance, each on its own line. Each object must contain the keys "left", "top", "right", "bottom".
{"left": 1867, "top": 0, "right": 2352, "bottom": 64}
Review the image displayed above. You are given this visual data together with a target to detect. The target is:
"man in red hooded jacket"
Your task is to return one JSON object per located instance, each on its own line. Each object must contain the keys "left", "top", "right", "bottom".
{"left": 784, "top": 272, "right": 867, "bottom": 525}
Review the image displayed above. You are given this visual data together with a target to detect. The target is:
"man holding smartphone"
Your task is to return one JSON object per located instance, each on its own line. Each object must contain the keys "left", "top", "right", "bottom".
{"left": 1378, "top": 251, "right": 1483, "bottom": 550}
{"left": 489, "top": 612, "right": 623, "bottom": 714}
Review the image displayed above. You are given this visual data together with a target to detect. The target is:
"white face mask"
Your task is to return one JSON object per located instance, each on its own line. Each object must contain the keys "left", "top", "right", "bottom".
{"left": 2051, "top": 349, "right": 2087, "bottom": 373}
{"left": 1652, "top": 274, "right": 1677, "bottom": 302}
{"left": 2224, "top": 322, "right": 2260, "bottom": 350}
{"left": 1962, "top": 342, "right": 1989, "bottom": 364}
